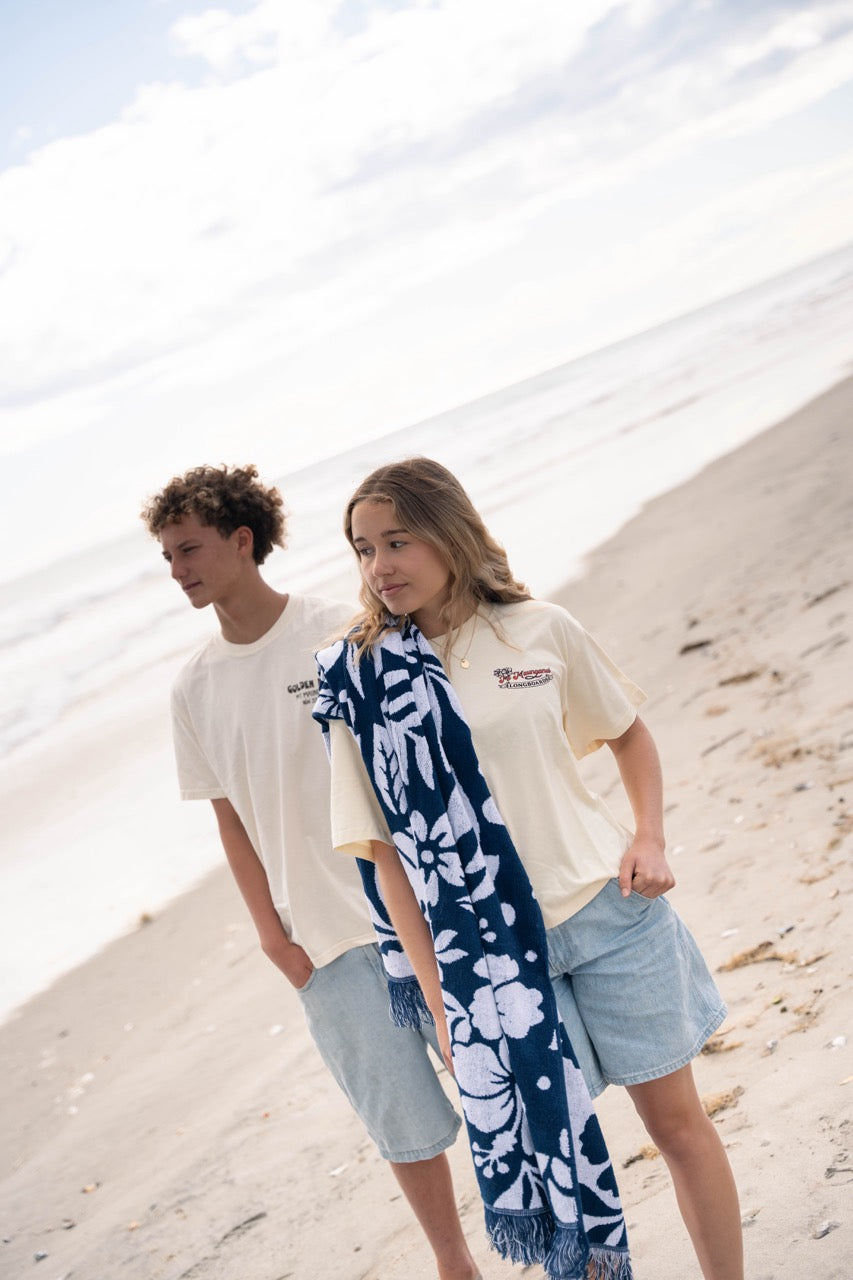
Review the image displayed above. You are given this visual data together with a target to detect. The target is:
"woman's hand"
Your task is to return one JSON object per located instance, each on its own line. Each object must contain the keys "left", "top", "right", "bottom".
{"left": 607, "top": 718, "right": 673, "bottom": 898}
{"left": 617, "top": 835, "right": 675, "bottom": 898}
{"left": 433, "top": 1005, "right": 454, "bottom": 1075}
{"left": 372, "top": 841, "right": 454, "bottom": 1069}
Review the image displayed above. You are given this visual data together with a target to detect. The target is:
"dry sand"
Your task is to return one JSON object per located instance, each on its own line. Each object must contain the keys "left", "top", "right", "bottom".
{"left": 2, "top": 378, "right": 852, "bottom": 1280}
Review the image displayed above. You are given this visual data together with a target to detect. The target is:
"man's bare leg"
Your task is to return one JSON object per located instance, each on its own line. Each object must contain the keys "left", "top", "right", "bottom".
{"left": 390, "top": 1151, "right": 482, "bottom": 1280}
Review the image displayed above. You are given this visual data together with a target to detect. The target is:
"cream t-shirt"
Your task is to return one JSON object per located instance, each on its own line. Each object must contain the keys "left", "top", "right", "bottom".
{"left": 172, "top": 594, "right": 376, "bottom": 967}
{"left": 329, "top": 599, "right": 646, "bottom": 928}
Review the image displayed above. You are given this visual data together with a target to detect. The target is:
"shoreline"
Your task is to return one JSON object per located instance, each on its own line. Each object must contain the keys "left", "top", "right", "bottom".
{"left": 3, "top": 378, "right": 852, "bottom": 1278}
{"left": 4, "top": 346, "right": 853, "bottom": 1024}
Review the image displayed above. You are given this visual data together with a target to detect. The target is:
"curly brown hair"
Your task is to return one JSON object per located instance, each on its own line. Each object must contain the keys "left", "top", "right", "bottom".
{"left": 140, "top": 464, "right": 286, "bottom": 565}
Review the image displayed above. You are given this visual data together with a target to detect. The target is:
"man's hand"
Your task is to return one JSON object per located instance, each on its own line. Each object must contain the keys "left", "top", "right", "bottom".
{"left": 263, "top": 935, "right": 315, "bottom": 989}
{"left": 210, "top": 798, "right": 315, "bottom": 988}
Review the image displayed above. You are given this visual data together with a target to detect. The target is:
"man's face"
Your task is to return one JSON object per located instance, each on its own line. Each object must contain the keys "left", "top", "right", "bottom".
{"left": 160, "top": 514, "right": 243, "bottom": 610}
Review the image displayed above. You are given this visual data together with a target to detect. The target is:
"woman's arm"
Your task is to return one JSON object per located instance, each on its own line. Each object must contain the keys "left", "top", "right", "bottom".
{"left": 371, "top": 840, "right": 453, "bottom": 1073}
{"left": 606, "top": 716, "right": 675, "bottom": 898}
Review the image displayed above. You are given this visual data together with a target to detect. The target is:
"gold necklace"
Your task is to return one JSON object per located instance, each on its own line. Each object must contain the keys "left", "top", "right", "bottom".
{"left": 449, "top": 614, "right": 478, "bottom": 668}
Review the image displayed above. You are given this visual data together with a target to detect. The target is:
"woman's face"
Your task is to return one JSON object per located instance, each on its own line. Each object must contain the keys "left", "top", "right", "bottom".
{"left": 350, "top": 500, "right": 451, "bottom": 637}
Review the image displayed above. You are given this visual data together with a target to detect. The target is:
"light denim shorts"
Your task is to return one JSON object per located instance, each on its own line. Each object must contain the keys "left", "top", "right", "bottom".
{"left": 547, "top": 878, "right": 727, "bottom": 1099}
{"left": 296, "top": 943, "right": 461, "bottom": 1162}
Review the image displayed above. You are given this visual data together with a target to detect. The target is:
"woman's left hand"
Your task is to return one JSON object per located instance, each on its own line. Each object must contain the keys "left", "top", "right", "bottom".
{"left": 618, "top": 835, "right": 675, "bottom": 898}
{"left": 607, "top": 718, "right": 673, "bottom": 898}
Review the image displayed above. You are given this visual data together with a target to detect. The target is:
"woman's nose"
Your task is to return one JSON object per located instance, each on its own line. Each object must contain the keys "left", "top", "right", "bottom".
{"left": 372, "top": 548, "right": 391, "bottom": 576}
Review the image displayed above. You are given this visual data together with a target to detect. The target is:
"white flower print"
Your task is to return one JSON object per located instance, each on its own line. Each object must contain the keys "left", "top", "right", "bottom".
{"left": 396, "top": 810, "right": 465, "bottom": 908}
{"left": 466, "top": 954, "right": 545, "bottom": 1040}
{"left": 453, "top": 1040, "right": 517, "bottom": 1135}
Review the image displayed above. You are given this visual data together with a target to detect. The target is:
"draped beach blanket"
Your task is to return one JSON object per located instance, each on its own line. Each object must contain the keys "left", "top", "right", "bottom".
{"left": 313, "top": 623, "right": 632, "bottom": 1280}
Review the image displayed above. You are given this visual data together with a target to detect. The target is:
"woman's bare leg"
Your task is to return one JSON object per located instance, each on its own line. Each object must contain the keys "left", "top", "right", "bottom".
{"left": 627, "top": 1065, "right": 743, "bottom": 1280}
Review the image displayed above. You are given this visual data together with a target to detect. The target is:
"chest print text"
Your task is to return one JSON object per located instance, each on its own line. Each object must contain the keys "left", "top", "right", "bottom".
{"left": 493, "top": 666, "right": 554, "bottom": 690}
{"left": 287, "top": 677, "right": 317, "bottom": 706}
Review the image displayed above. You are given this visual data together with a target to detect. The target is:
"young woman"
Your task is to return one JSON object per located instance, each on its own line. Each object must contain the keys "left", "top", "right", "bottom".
{"left": 314, "top": 457, "right": 743, "bottom": 1280}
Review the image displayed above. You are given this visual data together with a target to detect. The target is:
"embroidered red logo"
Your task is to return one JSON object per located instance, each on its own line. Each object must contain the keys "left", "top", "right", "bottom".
{"left": 493, "top": 666, "right": 554, "bottom": 689}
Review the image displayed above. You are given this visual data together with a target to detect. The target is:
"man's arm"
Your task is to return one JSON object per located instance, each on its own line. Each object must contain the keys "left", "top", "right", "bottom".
{"left": 606, "top": 715, "right": 675, "bottom": 899}
{"left": 371, "top": 840, "right": 453, "bottom": 1073}
{"left": 211, "top": 796, "right": 314, "bottom": 989}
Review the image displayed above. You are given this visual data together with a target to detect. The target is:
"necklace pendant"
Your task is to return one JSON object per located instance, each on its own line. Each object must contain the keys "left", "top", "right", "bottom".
{"left": 460, "top": 657, "right": 470, "bottom": 669}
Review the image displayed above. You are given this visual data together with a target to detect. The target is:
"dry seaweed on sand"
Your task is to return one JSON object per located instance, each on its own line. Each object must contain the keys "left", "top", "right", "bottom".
{"left": 718, "top": 941, "right": 798, "bottom": 970}
{"left": 701, "top": 1087, "right": 744, "bottom": 1118}
{"left": 623, "top": 1143, "right": 661, "bottom": 1167}
{"left": 701, "top": 1030, "right": 743, "bottom": 1054}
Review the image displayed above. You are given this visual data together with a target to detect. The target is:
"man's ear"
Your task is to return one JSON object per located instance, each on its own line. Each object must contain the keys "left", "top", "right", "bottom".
{"left": 234, "top": 525, "right": 254, "bottom": 557}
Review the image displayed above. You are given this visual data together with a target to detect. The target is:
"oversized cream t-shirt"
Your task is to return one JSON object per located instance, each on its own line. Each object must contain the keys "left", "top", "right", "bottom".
{"left": 172, "top": 594, "right": 375, "bottom": 967}
{"left": 329, "top": 599, "right": 646, "bottom": 927}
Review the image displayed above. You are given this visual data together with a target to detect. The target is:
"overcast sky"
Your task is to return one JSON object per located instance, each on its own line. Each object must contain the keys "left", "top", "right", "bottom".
{"left": 2, "top": 0, "right": 852, "bottom": 568}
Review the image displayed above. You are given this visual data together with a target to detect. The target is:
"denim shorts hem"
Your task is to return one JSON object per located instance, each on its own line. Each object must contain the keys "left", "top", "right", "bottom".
{"left": 546, "top": 879, "right": 727, "bottom": 1098}
{"left": 297, "top": 943, "right": 460, "bottom": 1161}
{"left": 601, "top": 1001, "right": 728, "bottom": 1090}
{"left": 378, "top": 1112, "right": 462, "bottom": 1164}
{"left": 586, "top": 1074, "right": 608, "bottom": 1101}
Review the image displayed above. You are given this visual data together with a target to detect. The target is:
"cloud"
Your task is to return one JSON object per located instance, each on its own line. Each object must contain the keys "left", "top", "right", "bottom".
{"left": 0, "top": 0, "right": 851, "bottom": 458}
{"left": 171, "top": 0, "right": 339, "bottom": 75}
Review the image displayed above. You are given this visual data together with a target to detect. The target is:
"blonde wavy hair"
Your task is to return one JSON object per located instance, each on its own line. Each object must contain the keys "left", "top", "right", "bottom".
{"left": 343, "top": 457, "right": 531, "bottom": 655}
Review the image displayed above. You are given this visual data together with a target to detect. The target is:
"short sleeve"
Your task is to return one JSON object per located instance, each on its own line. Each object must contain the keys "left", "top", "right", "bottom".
{"left": 558, "top": 614, "right": 646, "bottom": 758}
{"left": 328, "top": 719, "right": 394, "bottom": 857}
{"left": 171, "top": 683, "right": 226, "bottom": 800}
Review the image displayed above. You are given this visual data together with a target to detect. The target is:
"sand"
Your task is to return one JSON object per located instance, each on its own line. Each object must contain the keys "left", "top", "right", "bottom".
{"left": 2, "top": 378, "right": 852, "bottom": 1280}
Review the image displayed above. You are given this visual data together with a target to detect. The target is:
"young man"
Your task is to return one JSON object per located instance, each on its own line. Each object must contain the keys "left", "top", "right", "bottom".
{"left": 140, "top": 464, "right": 481, "bottom": 1280}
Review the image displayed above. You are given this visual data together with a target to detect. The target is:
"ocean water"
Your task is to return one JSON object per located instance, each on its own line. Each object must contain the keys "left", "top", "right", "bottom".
{"left": 3, "top": 242, "right": 853, "bottom": 1024}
